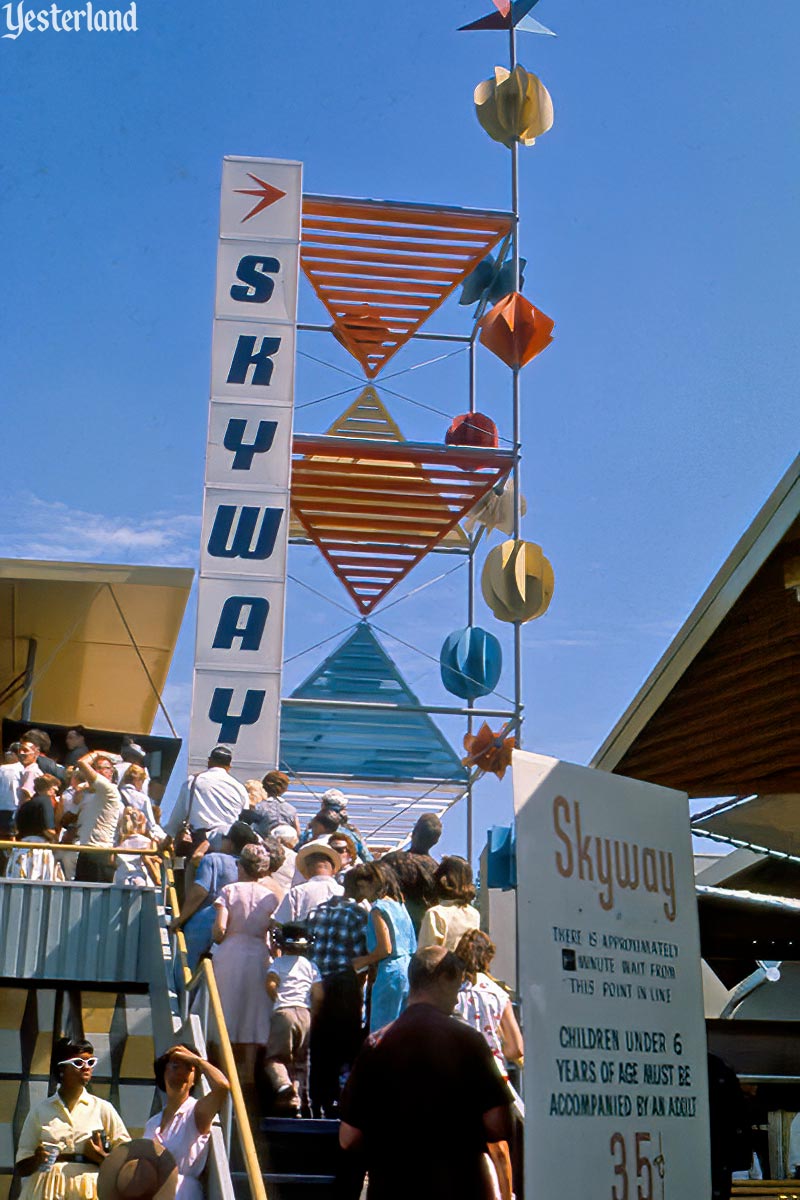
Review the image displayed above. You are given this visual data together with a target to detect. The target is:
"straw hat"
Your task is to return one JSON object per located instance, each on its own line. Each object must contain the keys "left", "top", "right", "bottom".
{"left": 98, "top": 1141, "right": 178, "bottom": 1200}
{"left": 296, "top": 839, "right": 342, "bottom": 879}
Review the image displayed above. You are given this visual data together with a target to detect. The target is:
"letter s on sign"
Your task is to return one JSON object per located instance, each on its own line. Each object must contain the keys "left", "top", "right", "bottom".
{"left": 230, "top": 256, "right": 280, "bottom": 304}
{"left": 553, "top": 795, "right": 573, "bottom": 878}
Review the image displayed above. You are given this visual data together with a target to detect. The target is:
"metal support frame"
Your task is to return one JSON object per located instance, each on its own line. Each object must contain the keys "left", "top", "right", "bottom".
{"left": 281, "top": 696, "right": 515, "bottom": 719}
{"left": 290, "top": 142, "right": 527, "bottom": 860}
{"left": 298, "top": 321, "right": 473, "bottom": 344}
{"left": 20, "top": 638, "right": 36, "bottom": 722}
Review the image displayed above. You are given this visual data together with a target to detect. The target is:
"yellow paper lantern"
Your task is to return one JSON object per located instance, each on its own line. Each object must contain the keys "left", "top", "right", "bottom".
{"left": 481, "top": 539, "right": 554, "bottom": 623}
{"left": 474, "top": 65, "right": 554, "bottom": 148}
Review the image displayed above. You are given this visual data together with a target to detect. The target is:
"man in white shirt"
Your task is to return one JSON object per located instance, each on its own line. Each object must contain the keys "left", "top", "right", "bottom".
{"left": 165, "top": 745, "right": 248, "bottom": 853}
{"left": 74, "top": 752, "right": 124, "bottom": 883}
{"left": 0, "top": 751, "right": 23, "bottom": 840}
{"left": 17, "top": 739, "right": 43, "bottom": 804}
{"left": 274, "top": 842, "right": 343, "bottom": 924}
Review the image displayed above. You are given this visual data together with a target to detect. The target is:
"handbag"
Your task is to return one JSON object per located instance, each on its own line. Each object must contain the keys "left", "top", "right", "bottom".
{"left": 173, "top": 775, "right": 199, "bottom": 858}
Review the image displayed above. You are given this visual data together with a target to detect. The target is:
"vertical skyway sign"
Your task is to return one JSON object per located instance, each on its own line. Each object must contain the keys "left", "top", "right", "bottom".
{"left": 188, "top": 155, "right": 302, "bottom": 776}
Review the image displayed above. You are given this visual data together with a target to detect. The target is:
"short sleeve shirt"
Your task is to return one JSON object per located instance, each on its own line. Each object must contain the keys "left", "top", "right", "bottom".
{"left": 19, "top": 763, "right": 43, "bottom": 802}
{"left": 340, "top": 1003, "right": 511, "bottom": 1200}
{"left": 268, "top": 955, "right": 321, "bottom": 1011}
{"left": 16, "top": 1089, "right": 129, "bottom": 1161}
{"left": 76, "top": 774, "right": 123, "bottom": 847}
{"left": 455, "top": 973, "right": 510, "bottom": 1074}
{"left": 0, "top": 762, "right": 23, "bottom": 812}
{"left": 274, "top": 877, "right": 343, "bottom": 924}
{"left": 16, "top": 796, "right": 55, "bottom": 838}
{"left": 194, "top": 852, "right": 238, "bottom": 908}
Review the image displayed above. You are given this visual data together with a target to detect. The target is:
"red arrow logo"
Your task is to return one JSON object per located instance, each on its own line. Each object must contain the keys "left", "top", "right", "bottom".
{"left": 234, "top": 174, "right": 287, "bottom": 222}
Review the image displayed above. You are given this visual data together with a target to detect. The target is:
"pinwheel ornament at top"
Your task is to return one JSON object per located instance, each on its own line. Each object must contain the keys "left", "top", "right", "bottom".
{"left": 300, "top": 195, "right": 513, "bottom": 379}
{"left": 459, "top": 0, "right": 556, "bottom": 36}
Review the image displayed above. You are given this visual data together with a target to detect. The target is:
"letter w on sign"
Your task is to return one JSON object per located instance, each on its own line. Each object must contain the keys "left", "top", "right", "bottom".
{"left": 207, "top": 506, "right": 283, "bottom": 559}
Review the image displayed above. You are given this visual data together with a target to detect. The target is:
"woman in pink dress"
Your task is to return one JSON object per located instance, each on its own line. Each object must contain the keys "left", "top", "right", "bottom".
{"left": 212, "top": 842, "right": 279, "bottom": 1073}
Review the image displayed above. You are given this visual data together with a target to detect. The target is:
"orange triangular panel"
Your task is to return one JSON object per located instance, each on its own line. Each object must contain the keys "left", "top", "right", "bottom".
{"left": 301, "top": 195, "right": 513, "bottom": 378}
{"left": 289, "top": 388, "right": 469, "bottom": 549}
{"left": 290, "top": 435, "right": 515, "bottom": 614}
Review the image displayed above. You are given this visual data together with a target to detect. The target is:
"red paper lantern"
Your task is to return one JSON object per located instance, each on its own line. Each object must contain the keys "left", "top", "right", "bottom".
{"left": 479, "top": 291, "right": 554, "bottom": 369}
{"left": 445, "top": 412, "right": 499, "bottom": 448}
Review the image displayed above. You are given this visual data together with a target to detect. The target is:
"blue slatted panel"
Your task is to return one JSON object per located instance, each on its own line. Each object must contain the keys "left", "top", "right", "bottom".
{"left": 280, "top": 623, "right": 468, "bottom": 783}
{"left": 0, "top": 882, "right": 149, "bottom": 983}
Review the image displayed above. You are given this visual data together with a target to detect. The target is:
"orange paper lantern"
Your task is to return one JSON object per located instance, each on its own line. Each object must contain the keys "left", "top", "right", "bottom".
{"left": 479, "top": 291, "right": 554, "bottom": 369}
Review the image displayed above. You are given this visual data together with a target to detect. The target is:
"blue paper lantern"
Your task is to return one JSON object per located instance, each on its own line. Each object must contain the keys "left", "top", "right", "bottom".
{"left": 440, "top": 626, "right": 502, "bottom": 700}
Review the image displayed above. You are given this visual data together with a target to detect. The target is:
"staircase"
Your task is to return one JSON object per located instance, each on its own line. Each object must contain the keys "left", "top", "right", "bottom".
{"left": 254, "top": 1118, "right": 361, "bottom": 1200}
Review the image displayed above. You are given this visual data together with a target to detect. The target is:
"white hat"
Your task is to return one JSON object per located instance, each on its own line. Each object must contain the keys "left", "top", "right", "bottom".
{"left": 272, "top": 823, "right": 299, "bottom": 847}
{"left": 296, "top": 838, "right": 342, "bottom": 879}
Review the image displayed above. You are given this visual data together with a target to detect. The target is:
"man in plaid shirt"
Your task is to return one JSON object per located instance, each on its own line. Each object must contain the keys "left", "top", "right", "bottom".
{"left": 307, "top": 865, "right": 371, "bottom": 1118}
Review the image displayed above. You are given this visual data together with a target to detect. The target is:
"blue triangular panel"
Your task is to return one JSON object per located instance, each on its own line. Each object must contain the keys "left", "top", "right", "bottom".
{"left": 280, "top": 623, "right": 468, "bottom": 783}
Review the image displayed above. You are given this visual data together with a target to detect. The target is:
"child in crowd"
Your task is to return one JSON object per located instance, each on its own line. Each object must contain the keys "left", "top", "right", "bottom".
{"left": 118, "top": 764, "right": 165, "bottom": 840}
{"left": 113, "top": 808, "right": 160, "bottom": 888}
{"left": 263, "top": 924, "right": 322, "bottom": 1116}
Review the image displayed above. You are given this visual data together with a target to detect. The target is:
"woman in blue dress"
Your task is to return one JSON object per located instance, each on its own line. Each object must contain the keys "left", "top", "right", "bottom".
{"left": 353, "top": 861, "right": 417, "bottom": 1031}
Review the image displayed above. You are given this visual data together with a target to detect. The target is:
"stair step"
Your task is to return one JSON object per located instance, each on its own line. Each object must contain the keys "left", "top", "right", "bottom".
{"left": 261, "top": 1118, "right": 340, "bottom": 1134}
{"left": 265, "top": 1175, "right": 336, "bottom": 1184}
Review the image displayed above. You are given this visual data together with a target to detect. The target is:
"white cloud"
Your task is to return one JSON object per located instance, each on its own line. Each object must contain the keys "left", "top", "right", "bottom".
{"left": 0, "top": 493, "right": 200, "bottom": 566}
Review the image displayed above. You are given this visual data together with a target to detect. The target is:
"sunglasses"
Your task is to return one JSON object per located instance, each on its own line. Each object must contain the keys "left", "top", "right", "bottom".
{"left": 58, "top": 1056, "right": 98, "bottom": 1070}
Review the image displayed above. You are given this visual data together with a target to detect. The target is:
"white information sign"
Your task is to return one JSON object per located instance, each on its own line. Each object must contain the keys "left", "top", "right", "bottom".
{"left": 188, "top": 155, "right": 302, "bottom": 775}
{"left": 512, "top": 750, "right": 710, "bottom": 1200}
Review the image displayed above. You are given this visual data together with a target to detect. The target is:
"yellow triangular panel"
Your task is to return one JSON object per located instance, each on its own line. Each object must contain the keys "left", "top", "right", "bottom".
{"left": 289, "top": 388, "right": 468, "bottom": 548}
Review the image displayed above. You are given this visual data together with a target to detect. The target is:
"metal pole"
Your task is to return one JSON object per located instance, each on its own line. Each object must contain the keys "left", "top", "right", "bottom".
{"left": 20, "top": 638, "right": 36, "bottom": 722}
{"left": 510, "top": 22, "right": 524, "bottom": 749}
{"left": 466, "top": 339, "right": 478, "bottom": 864}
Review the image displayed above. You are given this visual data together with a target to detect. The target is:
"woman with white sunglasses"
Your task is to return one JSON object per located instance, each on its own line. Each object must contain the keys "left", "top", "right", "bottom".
{"left": 15, "top": 1036, "right": 129, "bottom": 1200}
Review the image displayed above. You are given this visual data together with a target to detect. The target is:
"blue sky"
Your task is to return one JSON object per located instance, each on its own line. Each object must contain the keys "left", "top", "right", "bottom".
{"left": 1, "top": 0, "right": 797, "bottom": 854}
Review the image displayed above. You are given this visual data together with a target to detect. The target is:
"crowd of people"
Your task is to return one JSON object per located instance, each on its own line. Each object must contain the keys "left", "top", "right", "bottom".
{"left": 160, "top": 745, "right": 523, "bottom": 1144}
{"left": 4, "top": 736, "right": 524, "bottom": 1199}
{"left": 0, "top": 727, "right": 163, "bottom": 884}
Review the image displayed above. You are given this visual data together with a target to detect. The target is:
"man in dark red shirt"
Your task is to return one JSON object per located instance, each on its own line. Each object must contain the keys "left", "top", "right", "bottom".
{"left": 339, "top": 946, "right": 511, "bottom": 1200}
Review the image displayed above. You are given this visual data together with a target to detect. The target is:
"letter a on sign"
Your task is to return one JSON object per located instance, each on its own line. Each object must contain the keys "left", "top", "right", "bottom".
{"left": 212, "top": 596, "right": 269, "bottom": 651}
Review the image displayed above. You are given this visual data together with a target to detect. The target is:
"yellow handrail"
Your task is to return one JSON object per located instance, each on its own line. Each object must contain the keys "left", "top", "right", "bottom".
{"left": 166, "top": 867, "right": 268, "bottom": 1200}
{"left": 194, "top": 960, "right": 269, "bottom": 1200}
{"left": 165, "top": 868, "right": 193, "bottom": 990}
{"left": 0, "top": 839, "right": 162, "bottom": 854}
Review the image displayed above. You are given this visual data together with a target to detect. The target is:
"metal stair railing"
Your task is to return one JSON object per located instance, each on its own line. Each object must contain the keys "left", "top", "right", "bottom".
{"left": 166, "top": 868, "right": 269, "bottom": 1200}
